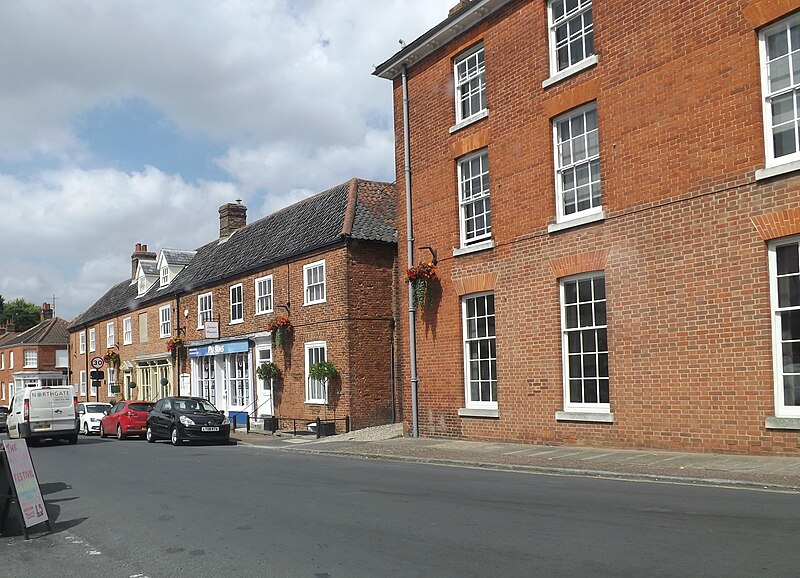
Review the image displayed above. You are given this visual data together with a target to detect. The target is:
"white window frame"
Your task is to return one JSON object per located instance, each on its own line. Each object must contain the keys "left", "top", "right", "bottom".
{"left": 458, "top": 149, "right": 492, "bottom": 248}
{"left": 198, "top": 292, "right": 213, "bottom": 329}
{"left": 80, "top": 370, "right": 87, "bottom": 396}
{"left": 305, "top": 341, "right": 328, "bottom": 404}
{"left": 79, "top": 330, "right": 86, "bottom": 354}
{"left": 547, "top": 0, "right": 594, "bottom": 77}
{"left": 553, "top": 102, "right": 601, "bottom": 224}
{"left": 0, "top": 353, "right": 4, "bottom": 369}
{"left": 454, "top": 43, "right": 486, "bottom": 125}
{"left": 123, "top": 317, "right": 132, "bottom": 345}
{"left": 9, "top": 352, "right": 12, "bottom": 369}
{"left": 230, "top": 283, "right": 244, "bottom": 324}
{"left": 107, "top": 367, "right": 116, "bottom": 397}
{"left": 160, "top": 305, "right": 172, "bottom": 338}
{"left": 759, "top": 13, "right": 800, "bottom": 169}
{"left": 560, "top": 272, "right": 609, "bottom": 413}
{"left": 255, "top": 275, "right": 273, "bottom": 315}
{"left": 303, "top": 260, "right": 326, "bottom": 305}
{"left": 89, "top": 328, "right": 96, "bottom": 352}
{"left": 160, "top": 265, "right": 170, "bottom": 286}
{"left": 768, "top": 235, "right": 800, "bottom": 418}
{"left": 23, "top": 349, "right": 37, "bottom": 368}
{"left": 462, "top": 292, "right": 497, "bottom": 410}
{"left": 106, "top": 322, "right": 115, "bottom": 348}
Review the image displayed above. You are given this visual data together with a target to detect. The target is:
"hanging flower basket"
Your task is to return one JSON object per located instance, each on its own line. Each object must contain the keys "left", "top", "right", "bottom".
{"left": 406, "top": 261, "right": 437, "bottom": 307}
{"left": 103, "top": 349, "right": 121, "bottom": 369}
{"left": 256, "top": 361, "right": 281, "bottom": 381}
{"left": 166, "top": 337, "right": 185, "bottom": 358}
{"left": 266, "top": 316, "right": 293, "bottom": 349}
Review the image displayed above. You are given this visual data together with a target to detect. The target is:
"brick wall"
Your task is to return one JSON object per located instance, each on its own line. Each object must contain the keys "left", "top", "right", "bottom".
{"left": 390, "top": 0, "right": 800, "bottom": 454}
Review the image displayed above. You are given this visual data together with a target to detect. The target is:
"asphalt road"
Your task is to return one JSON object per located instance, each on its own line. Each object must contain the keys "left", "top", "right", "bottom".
{"left": 2, "top": 435, "right": 799, "bottom": 577}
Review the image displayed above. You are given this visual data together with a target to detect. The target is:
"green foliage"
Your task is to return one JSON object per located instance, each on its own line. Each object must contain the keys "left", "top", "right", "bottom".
{"left": 308, "top": 361, "right": 338, "bottom": 380}
{"left": 0, "top": 298, "right": 41, "bottom": 332}
{"left": 256, "top": 361, "right": 281, "bottom": 381}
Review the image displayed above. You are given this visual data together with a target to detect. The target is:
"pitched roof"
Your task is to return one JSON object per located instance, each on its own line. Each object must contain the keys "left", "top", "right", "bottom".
{"left": 68, "top": 178, "right": 396, "bottom": 330}
{"left": 1, "top": 317, "right": 69, "bottom": 347}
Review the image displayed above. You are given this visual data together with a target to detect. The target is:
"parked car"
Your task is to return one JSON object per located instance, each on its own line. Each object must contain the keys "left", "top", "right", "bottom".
{"left": 77, "top": 402, "right": 112, "bottom": 435}
{"left": 101, "top": 400, "right": 155, "bottom": 440}
{"left": 0, "top": 406, "right": 9, "bottom": 432}
{"left": 146, "top": 397, "right": 230, "bottom": 446}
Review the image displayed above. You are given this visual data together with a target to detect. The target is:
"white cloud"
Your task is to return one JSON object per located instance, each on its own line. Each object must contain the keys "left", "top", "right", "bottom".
{"left": 0, "top": 0, "right": 455, "bottom": 320}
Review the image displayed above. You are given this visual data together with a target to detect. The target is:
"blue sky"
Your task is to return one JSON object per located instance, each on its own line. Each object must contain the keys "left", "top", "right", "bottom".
{"left": 0, "top": 0, "right": 455, "bottom": 321}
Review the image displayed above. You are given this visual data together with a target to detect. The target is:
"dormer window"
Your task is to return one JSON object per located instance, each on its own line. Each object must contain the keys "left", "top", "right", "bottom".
{"left": 160, "top": 266, "right": 170, "bottom": 286}
{"left": 138, "top": 276, "right": 146, "bottom": 295}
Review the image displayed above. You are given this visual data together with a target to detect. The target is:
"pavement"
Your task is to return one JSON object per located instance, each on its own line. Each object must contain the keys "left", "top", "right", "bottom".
{"left": 230, "top": 423, "right": 800, "bottom": 492}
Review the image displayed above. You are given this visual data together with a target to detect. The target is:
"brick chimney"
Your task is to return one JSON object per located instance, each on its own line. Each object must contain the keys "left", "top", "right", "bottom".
{"left": 219, "top": 199, "right": 247, "bottom": 239}
{"left": 131, "top": 242, "right": 158, "bottom": 279}
{"left": 0, "top": 319, "right": 14, "bottom": 335}
{"left": 40, "top": 302, "right": 53, "bottom": 322}
{"left": 449, "top": 0, "right": 473, "bottom": 16}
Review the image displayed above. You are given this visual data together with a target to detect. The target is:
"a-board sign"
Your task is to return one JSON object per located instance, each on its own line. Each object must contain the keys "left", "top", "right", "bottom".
{"left": 1, "top": 439, "right": 48, "bottom": 530}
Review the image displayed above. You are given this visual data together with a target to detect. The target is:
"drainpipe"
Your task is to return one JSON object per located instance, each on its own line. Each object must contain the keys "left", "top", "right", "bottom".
{"left": 402, "top": 64, "right": 419, "bottom": 438}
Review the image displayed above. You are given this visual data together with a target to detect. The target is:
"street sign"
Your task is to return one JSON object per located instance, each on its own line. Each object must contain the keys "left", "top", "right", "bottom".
{"left": 89, "top": 370, "right": 104, "bottom": 380}
{"left": 90, "top": 380, "right": 100, "bottom": 390}
{"left": 90, "top": 357, "right": 104, "bottom": 369}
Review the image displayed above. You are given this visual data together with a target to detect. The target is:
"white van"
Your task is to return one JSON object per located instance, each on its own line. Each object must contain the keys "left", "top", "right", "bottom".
{"left": 7, "top": 386, "right": 79, "bottom": 444}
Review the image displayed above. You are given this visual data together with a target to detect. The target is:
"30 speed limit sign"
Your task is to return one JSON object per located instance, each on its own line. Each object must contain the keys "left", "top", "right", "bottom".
{"left": 90, "top": 356, "right": 104, "bottom": 369}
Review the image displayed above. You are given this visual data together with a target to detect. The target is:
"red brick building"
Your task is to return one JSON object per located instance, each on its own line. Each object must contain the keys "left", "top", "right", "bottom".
{"left": 375, "top": 0, "right": 800, "bottom": 454}
{"left": 68, "top": 179, "right": 398, "bottom": 433}
{"left": 0, "top": 304, "right": 69, "bottom": 404}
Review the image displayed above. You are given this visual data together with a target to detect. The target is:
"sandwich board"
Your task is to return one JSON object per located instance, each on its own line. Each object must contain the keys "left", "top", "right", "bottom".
{"left": 0, "top": 438, "right": 51, "bottom": 538}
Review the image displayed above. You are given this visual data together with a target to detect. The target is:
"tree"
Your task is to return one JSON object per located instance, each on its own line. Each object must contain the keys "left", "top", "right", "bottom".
{"left": 0, "top": 298, "right": 41, "bottom": 332}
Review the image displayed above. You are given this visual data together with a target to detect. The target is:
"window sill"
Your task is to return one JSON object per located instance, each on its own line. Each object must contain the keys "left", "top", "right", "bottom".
{"left": 303, "top": 300, "right": 327, "bottom": 307}
{"left": 765, "top": 416, "right": 800, "bottom": 430}
{"left": 542, "top": 55, "right": 598, "bottom": 89}
{"left": 458, "top": 407, "right": 499, "bottom": 418}
{"left": 255, "top": 310, "right": 273, "bottom": 316}
{"left": 453, "top": 239, "right": 494, "bottom": 257}
{"left": 754, "top": 160, "right": 800, "bottom": 181}
{"left": 229, "top": 320, "right": 244, "bottom": 326}
{"left": 548, "top": 210, "right": 605, "bottom": 234}
{"left": 449, "top": 109, "right": 489, "bottom": 134}
{"left": 305, "top": 400, "right": 327, "bottom": 406}
{"left": 555, "top": 411, "right": 614, "bottom": 423}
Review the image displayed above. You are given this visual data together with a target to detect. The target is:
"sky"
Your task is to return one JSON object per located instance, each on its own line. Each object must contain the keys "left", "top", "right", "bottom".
{"left": 0, "top": 0, "right": 455, "bottom": 322}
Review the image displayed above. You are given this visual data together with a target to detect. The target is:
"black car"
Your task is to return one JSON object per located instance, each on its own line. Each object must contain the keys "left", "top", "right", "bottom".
{"left": 146, "top": 397, "right": 231, "bottom": 446}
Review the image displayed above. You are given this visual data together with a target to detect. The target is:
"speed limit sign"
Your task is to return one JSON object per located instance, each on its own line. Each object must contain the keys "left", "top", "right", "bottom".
{"left": 90, "top": 356, "right": 104, "bottom": 369}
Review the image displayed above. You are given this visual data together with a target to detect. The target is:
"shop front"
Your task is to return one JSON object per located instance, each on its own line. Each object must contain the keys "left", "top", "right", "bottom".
{"left": 188, "top": 340, "right": 253, "bottom": 425}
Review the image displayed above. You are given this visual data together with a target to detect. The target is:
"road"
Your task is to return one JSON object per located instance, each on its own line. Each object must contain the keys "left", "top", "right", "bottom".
{"left": 1, "top": 435, "right": 799, "bottom": 577}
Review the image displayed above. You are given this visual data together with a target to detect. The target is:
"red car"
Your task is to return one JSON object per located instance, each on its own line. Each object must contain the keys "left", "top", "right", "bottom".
{"left": 100, "top": 400, "right": 155, "bottom": 440}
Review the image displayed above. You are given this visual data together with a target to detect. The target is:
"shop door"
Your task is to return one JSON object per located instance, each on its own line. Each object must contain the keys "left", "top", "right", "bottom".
{"left": 225, "top": 352, "right": 251, "bottom": 426}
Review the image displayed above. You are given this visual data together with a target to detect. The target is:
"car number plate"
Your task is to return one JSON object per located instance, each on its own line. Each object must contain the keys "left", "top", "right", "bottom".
{"left": 201, "top": 426, "right": 219, "bottom": 432}
{"left": 34, "top": 423, "right": 51, "bottom": 430}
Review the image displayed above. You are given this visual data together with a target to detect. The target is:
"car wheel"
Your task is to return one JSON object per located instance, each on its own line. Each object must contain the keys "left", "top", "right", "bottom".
{"left": 82, "top": 422, "right": 89, "bottom": 436}
{"left": 171, "top": 427, "right": 181, "bottom": 446}
{"left": 146, "top": 425, "right": 155, "bottom": 443}
{"left": 100, "top": 425, "right": 107, "bottom": 438}
{"left": 68, "top": 434, "right": 78, "bottom": 445}
{"left": 116, "top": 424, "right": 124, "bottom": 440}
